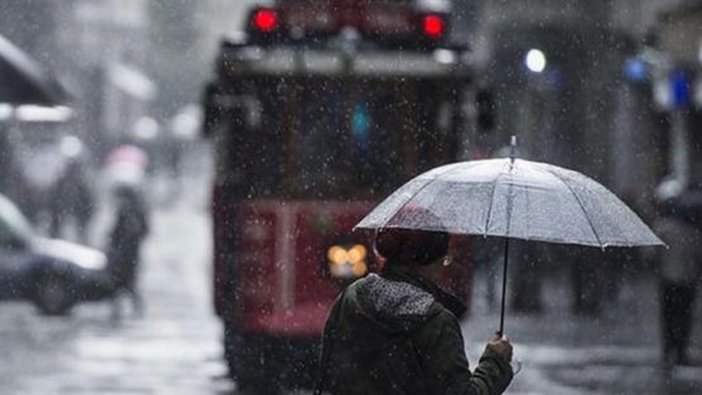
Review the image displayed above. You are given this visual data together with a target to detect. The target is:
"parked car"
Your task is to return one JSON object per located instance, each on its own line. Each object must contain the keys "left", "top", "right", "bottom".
{"left": 0, "top": 193, "right": 111, "bottom": 315}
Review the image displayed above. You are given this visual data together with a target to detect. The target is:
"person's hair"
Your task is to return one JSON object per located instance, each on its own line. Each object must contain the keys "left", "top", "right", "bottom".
{"left": 375, "top": 228, "right": 449, "bottom": 266}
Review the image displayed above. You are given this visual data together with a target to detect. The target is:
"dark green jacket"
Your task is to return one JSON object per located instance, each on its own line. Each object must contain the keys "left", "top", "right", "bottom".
{"left": 316, "top": 265, "right": 513, "bottom": 395}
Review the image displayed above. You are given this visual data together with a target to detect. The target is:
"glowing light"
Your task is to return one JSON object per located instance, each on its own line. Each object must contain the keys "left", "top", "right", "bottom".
{"left": 60, "top": 135, "right": 83, "bottom": 158}
{"left": 352, "top": 261, "right": 368, "bottom": 277}
{"left": 525, "top": 49, "right": 546, "bottom": 73}
{"left": 327, "top": 246, "right": 347, "bottom": 264}
{"left": 624, "top": 57, "right": 647, "bottom": 82}
{"left": 0, "top": 104, "right": 12, "bottom": 121}
{"left": 422, "top": 15, "right": 445, "bottom": 38}
{"left": 14, "top": 105, "right": 73, "bottom": 122}
{"left": 253, "top": 9, "right": 279, "bottom": 32}
{"left": 132, "top": 116, "right": 159, "bottom": 141}
{"left": 327, "top": 244, "right": 368, "bottom": 279}
{"left": 347, "top": 244, "right": 367, "bottom": 263}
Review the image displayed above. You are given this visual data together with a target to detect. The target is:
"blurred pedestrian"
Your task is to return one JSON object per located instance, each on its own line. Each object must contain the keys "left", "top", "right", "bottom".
{"left": 107, "top": 185, "right": 149, "bottom": 319}
{"left": 48, "top": 159, "right": 95, "bottom": 243}
{"left": 654, "top": 184, "right": 702, "bottom": 368}
{"left": 315, "top": 227, "right": 514, "bottom": 395}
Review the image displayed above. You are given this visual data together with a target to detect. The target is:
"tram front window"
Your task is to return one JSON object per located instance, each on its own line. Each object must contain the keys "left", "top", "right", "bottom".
{"left": 290, "top": 82, "right": 406, "bottom": 200}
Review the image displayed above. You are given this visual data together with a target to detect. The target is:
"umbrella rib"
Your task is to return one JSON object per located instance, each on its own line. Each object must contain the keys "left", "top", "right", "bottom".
{"left": 483, "top": 162, "right": 507, "bottom": 235}
{"left": 547, "top": 169, "right": 603, "bottom": 247}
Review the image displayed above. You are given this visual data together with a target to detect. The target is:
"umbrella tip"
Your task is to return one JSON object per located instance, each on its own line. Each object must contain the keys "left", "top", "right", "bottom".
{"left": 510, "top": 135, "right": 517, "bottom": 163}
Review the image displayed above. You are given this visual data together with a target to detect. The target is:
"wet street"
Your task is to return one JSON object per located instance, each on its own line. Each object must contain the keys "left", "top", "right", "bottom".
{"left": 466, "top": 268, "right": 702, "bottom": 395}
{"left": 0, "top": 153, "right": 701, "bottom": 395}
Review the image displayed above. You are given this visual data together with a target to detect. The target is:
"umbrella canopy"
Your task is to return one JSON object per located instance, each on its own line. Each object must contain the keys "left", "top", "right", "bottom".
{"left": 356, "top": 147, "right": 664, "bottom": 336}
{"left": 104, "top": 144, "right": 149, "bottom": 187}
{"left": 355, "top": 158, "right": 664, "bottom": 248}
{"left": 0, "top": 35, "right": 68, "bottom": 106}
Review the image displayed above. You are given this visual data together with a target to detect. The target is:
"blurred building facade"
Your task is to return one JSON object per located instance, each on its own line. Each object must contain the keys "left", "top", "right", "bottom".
{"left": 0, "top": 0, "right": 259, "bottom": 218}
{"left": 469, "top": 0, "right": 702, "bottom": 211}
{"left": 456, "top": 0, "right": 699, "bottom": 312}
{"left": 652, "top": 1, "right": 702, "bottom": 192}
{"left": 3, "top": 1, "right": 699, "bottom": 307}
{"left": 465, "top": 0, "right": 680, "bottom": 201}
{"left": 0, "top": 0, "right": 255, "bottom": 156}
{"left": 4, "top": 0, "right": 691, "bottom": 184}
{"left": 56, "top": 0, "right": 155, "bottom": 153}
{"left": 0, "top": 0, "right": 156, "bottom": 155}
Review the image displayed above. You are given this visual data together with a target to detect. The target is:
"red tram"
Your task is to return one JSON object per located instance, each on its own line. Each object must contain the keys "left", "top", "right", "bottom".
{"left": 203, "top": 0, "right": 478, "bottom": 390}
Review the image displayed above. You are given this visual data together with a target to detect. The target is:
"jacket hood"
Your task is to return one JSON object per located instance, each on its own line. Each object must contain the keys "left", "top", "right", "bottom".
{"left": 349, "top": 273, "right": 440, "bottom": 333}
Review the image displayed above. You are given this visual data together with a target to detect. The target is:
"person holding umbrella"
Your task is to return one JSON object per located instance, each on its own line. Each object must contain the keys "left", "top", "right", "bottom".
{"left": 331, "top": 136, "right": 664, "bottom": 393}
{"left": 315, "top": 220, "right": 514, "bottom": 395}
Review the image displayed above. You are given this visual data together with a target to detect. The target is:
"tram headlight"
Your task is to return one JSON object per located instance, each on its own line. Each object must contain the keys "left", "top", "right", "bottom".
{"left": 326, "top": 244, "right": 368, "bottom": 279}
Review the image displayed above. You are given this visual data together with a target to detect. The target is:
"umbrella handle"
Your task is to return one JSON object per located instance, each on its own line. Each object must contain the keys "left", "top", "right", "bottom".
{"left": 509, "top": 135, "right": 517, "bottom": 165}
{"left": 498, "top": 237, "right": 509, "bottom": 336}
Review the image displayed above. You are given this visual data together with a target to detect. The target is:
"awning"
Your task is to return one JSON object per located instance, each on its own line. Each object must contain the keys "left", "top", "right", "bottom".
{"left": 0, "top": 35, "right": 69, "bottom": 106}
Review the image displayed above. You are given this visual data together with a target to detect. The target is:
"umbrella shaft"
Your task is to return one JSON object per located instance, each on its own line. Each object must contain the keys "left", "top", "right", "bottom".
{"left": 498, "top": 237, "right": 509, "bottom": 336}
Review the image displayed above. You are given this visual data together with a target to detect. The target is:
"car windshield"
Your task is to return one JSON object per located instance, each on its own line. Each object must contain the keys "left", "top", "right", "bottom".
{"left": 290, "top": 81, "right": 405, "bottom": 199}
{"left": 216, "top": 77, "right": 459, "bottom": 200}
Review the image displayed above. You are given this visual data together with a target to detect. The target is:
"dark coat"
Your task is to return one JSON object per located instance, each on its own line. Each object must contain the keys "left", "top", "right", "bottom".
{"left": 107, "top": 190, "right": 149, "bottom": 287}
{"left": 317, "top": 265, "right": 513, "bottom": 395}
{"left": 48, "top": 164, "right": 95, "bottom": 238}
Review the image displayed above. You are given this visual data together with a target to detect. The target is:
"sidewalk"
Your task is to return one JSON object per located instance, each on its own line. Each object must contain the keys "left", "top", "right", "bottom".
{"left": 463, "top": 269, "right": 702, "bottom": 394}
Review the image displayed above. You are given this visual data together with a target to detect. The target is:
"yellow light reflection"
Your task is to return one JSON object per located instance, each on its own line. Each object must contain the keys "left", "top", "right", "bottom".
{"left": 327, "top": 246, "right": 347, "bottom": 264}
{"left": 347, "top": 244, "right": 367, "bottom": 263}
{"left": 327, "top": 244, "right": 369, "bottom": 278}
{"left": 352, "top": 261, "right": 367, "bottom": 277}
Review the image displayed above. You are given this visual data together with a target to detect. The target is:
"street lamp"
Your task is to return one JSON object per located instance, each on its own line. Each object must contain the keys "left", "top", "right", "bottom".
{"left": 525, "top": 48, "right": 546, "bottom": 73}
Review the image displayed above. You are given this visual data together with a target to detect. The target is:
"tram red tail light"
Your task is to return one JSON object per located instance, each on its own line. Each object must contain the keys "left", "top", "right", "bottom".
{"left": 252, "top": 8, "right": 280, "bottom": 33}
{"left": 421, "top": 14, "right": 446, "bottom": 39}
{"left": 247, "top": 3, "right": 448, "bottom": 47}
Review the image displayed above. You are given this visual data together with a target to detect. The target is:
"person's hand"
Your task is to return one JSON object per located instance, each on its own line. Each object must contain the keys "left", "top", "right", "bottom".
{"left": 487, "top": 332, "right": 513, "bottom": 363}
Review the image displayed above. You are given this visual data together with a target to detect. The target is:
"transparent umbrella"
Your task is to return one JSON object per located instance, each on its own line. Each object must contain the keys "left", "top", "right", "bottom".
{"left": 355, "top": 137, "right": 665, "bottom": 335}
